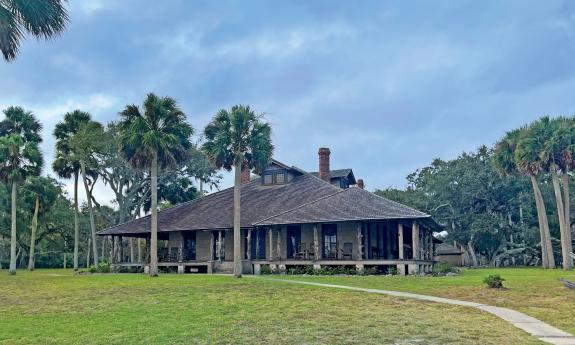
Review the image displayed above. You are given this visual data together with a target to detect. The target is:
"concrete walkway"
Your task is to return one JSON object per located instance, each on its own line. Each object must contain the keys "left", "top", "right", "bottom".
{"left": 259, "top": 278, "right": 575, "bottom": 345}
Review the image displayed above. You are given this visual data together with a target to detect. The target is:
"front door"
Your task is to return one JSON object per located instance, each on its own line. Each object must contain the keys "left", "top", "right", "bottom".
{"left": 184, "top": 232, "right": 196, "bottom": 261}
{"left": 287, "top": 225, "right": 301, "bottom": 259}
{"left": 322, "top": 224, "right": 337, "bottom": 259}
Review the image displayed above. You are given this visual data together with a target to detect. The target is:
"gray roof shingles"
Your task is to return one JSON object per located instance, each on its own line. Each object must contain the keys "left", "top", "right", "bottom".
{"left": 98, "top": 165, "right": 431, "bottom": 236}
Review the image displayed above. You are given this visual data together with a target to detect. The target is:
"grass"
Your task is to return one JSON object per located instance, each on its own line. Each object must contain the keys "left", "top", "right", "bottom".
{"left": 274, "top": 267, "right": 575, "bottom": 335}
{"left": 0, "top": 269, "right": 545, "bottom": 345}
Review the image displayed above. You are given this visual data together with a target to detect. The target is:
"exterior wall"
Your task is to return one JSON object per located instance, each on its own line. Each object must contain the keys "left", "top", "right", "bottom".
{"left": 224, "top": 230, "right": 234, "bottom": 261}
{"left": 196, "top": 231, "right": 212, "bottom": 261}
{"left": 336, "top": 222, "right": 358, "bottom": 250}
{"left": 168, "top": 232, "right": 182, "bottom": 253}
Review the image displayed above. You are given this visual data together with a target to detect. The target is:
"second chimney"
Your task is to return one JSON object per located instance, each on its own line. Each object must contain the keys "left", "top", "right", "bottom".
{"left": 318, "top": 147, "right": 331, "bottom": 182}
{"left": 357, "top": 179, "right": 364, "bottom": 189}
{"left": 241, "top": 168, "right": 251, "bottom": 183}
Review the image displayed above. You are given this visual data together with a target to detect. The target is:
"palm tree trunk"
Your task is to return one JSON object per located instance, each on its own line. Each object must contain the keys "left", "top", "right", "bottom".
{"left": 233, "top": 158, "right": 242, "bottom": 278}
{"left": 552, "top": 173, "right": 572, "bottom": 270}
{"left": 561, "top": 171, "right": 573, "bottom": 269}
{"left": 27, "top": 196, "right": 40, "bottom": 271}
{"left": 530, "top": 175, "right": 556, "bottom": 268}
{"left": 9, "top": 181, "right": 17, "bottom": 275}
{"left": 149, "top": 149, "right": 159, "bottom": 277}
{"left": 73, "top": 171, "right": 79, "bottom": 271}
{"left": 80, "top": 161, "right": 99, "bottom": 265}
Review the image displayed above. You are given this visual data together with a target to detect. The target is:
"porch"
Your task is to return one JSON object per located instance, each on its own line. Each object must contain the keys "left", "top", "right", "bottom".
{"left": 107, "top": 219, "right": 436, "bottom": 275}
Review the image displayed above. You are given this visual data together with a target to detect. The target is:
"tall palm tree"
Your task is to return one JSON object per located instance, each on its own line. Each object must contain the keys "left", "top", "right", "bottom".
{"left": 118, "top": 93, "right": 193, "bottom": 277}
{"left": 0, "top": 0, "right": 69, "bottom": 61}
{"left": 541, "top": 117, "right": 574, "bottom": 269}
{"left": 53, "top": 110, "right": 90, "bottom": 271}
{"left": 0, "top": 106, "right": 43, "bottom": 275}
{"left": 493, "top": 126, "right": 555, "bottom": 268}
{"left": 514, "top": 121, "right": 556, "bottom": 268}
{"left": 202, "top": 105, "right": 273, "bottom": 278}
{"left": 69, "top": 120, "right": 105, "bottom": 266}
{"left": 25, "top": 176, "right": 59, "bottom": 270}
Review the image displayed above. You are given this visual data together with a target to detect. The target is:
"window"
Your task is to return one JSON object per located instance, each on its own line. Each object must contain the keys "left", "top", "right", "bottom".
{"left": 275, "top": 171, "right": 286, "bottom": 184}
{"left": 261, "top": 170, "right": 288, "bottom": 185}
{"left": 287, "top": 225, "right": 301, "bottom": 259}
{"left": 263, "top": 173, "right": 273, "bottom": 185}
{"left": 339, "top": 178, "right": 349, "bottom": 189}
{"left": 322, "top": 224, "right": 337, "bottom": 259}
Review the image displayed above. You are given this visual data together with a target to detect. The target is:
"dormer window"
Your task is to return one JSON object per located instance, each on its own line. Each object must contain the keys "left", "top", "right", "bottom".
{"left": 262, "top": 169, "right": 288, "bottom": 185}
{"left": 263, "top": 173, "right": 274, "bottom": 185}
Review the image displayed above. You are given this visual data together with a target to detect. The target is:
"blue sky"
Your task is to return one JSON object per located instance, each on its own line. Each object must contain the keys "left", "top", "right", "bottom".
{"left": 2, "top": 0, "right": 575, "bottom": 205}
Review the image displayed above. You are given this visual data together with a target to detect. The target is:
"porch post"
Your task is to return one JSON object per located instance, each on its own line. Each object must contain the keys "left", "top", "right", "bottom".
{"left": 313, "top": 224, "right": 320, "bottom": 260}
{"left": 179, "top": 234, "right": 184, "bottom": 262}
{"left": 268, "top": 227, "right": 273, "bottom": 260}
{"left": 398, "top": 223, "right": 404, "bottom": 259}
{"left": 356, "top": 222, "right": 363, "bottom": 260}
{"left": 246, "top": 229, "right": 252, "bottom": 260}
{"left": 217, "top": 230, "right": 222, "bottom": 261}
{"left": 137, "top": 238, "right": 142, "bottom": 263}
{"left": 276, "top": 227, "right": 281, "bottom": 260}
{"left": 255, "top": 229, "right": 260, "bottom": 260}
{"left": 412, "top": 220, "right": 420, "bottom": 260}
{"left": 118, "top": 236, "right": 124, "bottom": 263}
{"left": 209, "top": 231, "right": 215, "bottom": 261}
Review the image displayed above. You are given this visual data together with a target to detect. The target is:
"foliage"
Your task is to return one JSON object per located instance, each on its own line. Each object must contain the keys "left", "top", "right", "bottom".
{"left": 483, "top": 274, "right": 505, "bottom": 289}
{"left": 0, "top": 0, "right": 69, "bottom": 61}
{"left": 432, "top": 262, "right": 458, "bottom": 276}
{"left": 88, "top": 261, "right": 110, "bottom": 273}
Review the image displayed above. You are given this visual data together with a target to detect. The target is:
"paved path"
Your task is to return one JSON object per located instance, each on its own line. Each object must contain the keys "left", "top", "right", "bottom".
{"left": 259, "top": 278, "right": 575, "bottom": 345}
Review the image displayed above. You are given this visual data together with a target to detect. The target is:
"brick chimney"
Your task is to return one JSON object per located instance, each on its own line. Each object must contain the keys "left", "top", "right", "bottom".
{"left": 241, "top": 168, "right": 251, "bottom": 183}
{"left": 357, "top": 179, "right": 364, "bottom": 189}
{"left": 318, "top": 147, "right": 331, "bottom": 182}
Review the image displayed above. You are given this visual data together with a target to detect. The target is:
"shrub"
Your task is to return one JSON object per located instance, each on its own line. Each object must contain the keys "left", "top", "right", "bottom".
{"left": 88, "top": 261, "right": 110, "bottom": 273}
{"left": 433, "top": 262, "right": 454, "bottom": 275}
{"left": 483, "top": 274, "right": 505, "bottom": 288}
{"left": 361, "top": 267, "right": 379, "bottom": 276}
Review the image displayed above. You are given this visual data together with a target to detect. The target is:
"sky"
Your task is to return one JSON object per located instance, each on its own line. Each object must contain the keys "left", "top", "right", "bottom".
{"left": 2, "top": 0, "right": 575, "bottom": 207}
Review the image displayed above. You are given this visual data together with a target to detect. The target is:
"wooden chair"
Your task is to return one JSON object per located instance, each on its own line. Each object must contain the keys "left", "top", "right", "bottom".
{"left": 294, "top": 242, "right": 306, "bottom": 260}
{"left": 340, "top": 242, "right": 353, "bottom": 260}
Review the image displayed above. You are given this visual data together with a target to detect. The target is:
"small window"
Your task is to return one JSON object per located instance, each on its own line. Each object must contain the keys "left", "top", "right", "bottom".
{"left": 340, "top": 178, "right": 349, "bottom": 189}
{"left": 263, "top": 173, "right": 273, "bottom": 185}
{"left": 275, "top": 172, "right": 286, "bottom": 184}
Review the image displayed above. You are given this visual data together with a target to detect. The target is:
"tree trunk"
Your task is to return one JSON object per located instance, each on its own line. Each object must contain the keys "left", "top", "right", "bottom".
{"left": 149, "top": 150, "right": 159, "bottom": 277}
{"left": 27, "top": 196, "right": 40, "bottom": 271}
{"left": 530, "top": 175, "right": 555, "bottom": 268}
{"left": 73, "top": 172, "right": 80, "bottom": 271}
{"left": 552, "top": 173, "right": 572, "bottom": 270}
{"left": 80, "top": 161, "right": 99, "bottom": 265}
{"left": 9, "top": 182, "right": 17, "bottom": 275}
{"left": 467, "top": 240, "right": 479, "bottom": 267}
{"left": 233, "top": 158, "right": 242, "bottom": 278}
{"left": 561, "top": 172, "right": 573, "bottom": 269}
{"left": 86, "top": 237, "right": 91, "bottom": 268}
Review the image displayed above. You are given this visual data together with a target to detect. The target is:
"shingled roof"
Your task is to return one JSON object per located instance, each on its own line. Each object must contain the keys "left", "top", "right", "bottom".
{"left": 98, "top": 163, "right": 433, "bottom": 236}
{"left": 255, "top": 186, "right": 429, "bottom": 226}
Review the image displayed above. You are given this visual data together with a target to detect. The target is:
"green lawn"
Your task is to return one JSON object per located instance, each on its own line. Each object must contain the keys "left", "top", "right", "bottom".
{"left": 273, "top": 268, "right": 575, "bottom": 336}
{"left": 0, "top": 269, "right": 545, "bottom": 345}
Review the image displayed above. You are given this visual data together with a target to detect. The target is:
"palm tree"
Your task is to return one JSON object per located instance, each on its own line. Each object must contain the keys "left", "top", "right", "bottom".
{"left": 25, "top": 176, "right": 59, "bottom": 270}
{"left": 118, "top": 93, "right": 193, "bottom": 277}
{"left": 0, "top": 106, "right": 43, "bottom": 275}
{"left": 202, "top": 105, "right": 273, "bottom": 278}
{"left": 514, "top": 121, "right": 556, "bottom": 268}
{"left": 53, "top": 110, "right": 90, "bottom": 271}
{"left": 493, "top": 126, "right": 555, "bottom": 268}
{"left": 0, "top": 0, "right": 69, "bottom": 61}
{"left": 541, "top": 117, "right": 574, "bottom": 269}
{"left": 69, "top": 120, "right": 105, "bottom": 266}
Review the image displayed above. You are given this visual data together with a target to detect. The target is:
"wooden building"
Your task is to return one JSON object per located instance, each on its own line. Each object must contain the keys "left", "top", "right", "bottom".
{"left": 98, "top": 148, "right": 439, "bottom": 275}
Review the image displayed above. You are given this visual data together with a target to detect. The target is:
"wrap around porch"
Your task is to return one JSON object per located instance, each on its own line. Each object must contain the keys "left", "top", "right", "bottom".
{"left": 108, "top": 219, "right": 435, "bottom": 275}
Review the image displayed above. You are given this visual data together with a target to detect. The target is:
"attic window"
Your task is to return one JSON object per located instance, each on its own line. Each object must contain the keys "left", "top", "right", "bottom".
{"left": 261, "top": 170, "right": 288, "bottom": 185}
{"left": 263, "top": 173, "right": 273, "bottom": 185}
